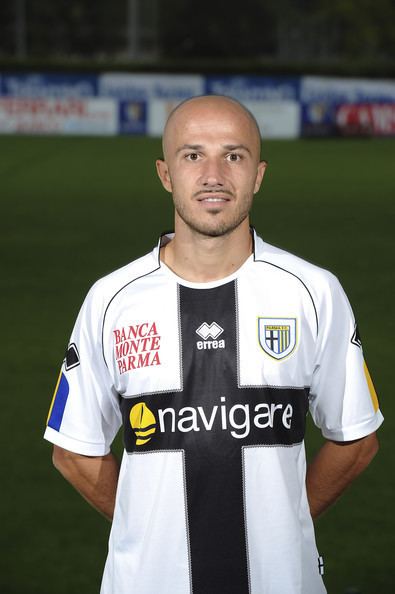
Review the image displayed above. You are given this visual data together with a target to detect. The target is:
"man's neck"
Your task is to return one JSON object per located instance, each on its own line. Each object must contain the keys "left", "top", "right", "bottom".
{"left": 160, "top": 222, "right": 253, "bottom": 283}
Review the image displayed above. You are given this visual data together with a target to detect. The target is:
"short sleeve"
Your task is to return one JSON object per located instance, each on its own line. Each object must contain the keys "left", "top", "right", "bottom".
{"left": 309, "top": 273, "right": 383, "bottom": 441}
{"left": 44, "top": 285, "right": 122, "bottom": 455}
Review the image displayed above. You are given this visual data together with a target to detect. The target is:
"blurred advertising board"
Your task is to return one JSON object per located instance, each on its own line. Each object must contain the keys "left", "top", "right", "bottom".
{"left": 99, "top": 73, "right": 204, "bottom": 135}
{"left": 205, "top": 76, "right": 301, "bottom": 138}
{"left": 0, "top": 97, "right": 117, "bottom": 135}
{"left": 336, "top": 103, "right": 395, "bottom": 137}
{"left": 145, "top": 75, "right": 301, "bottom": 138}
{"left": 0, "top": 73, "right": 98, "bottom": 98}
{"left": 301, "top": 76, "right": 395, "bottom": 136}
{"left": 100, "top": 73, "right": 301, "bottom": 137}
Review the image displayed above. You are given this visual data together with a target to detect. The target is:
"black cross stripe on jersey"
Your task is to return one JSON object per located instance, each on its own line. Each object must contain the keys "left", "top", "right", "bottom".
{"left": 121, "top": 281, "right": 309, "bottom": 594}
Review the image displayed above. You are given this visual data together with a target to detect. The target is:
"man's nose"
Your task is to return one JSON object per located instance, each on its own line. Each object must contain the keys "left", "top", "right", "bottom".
{"left": 201, "top": 158, "right": 225, "bottom": 186}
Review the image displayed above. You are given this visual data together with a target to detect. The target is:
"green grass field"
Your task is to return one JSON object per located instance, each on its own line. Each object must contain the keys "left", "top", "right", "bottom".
{"left": 1, "top": 135, "right": 394, "bottom": 594}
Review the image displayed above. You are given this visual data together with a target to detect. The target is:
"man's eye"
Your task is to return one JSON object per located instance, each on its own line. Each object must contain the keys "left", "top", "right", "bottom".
{"left": 227, "top": 153, "right": 241, "bottom": 162}
{"left": 186, "top": 153, "right": 200, "bottom": 161}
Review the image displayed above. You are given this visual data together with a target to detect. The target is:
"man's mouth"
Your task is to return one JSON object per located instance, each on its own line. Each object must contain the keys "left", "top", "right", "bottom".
{"left": 196, "top": 191, "right": 232, "bottom": 202}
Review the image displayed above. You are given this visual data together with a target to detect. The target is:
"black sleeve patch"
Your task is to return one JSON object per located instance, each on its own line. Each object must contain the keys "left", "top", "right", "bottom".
{"left": 351, "top": 323, "right": 362, "bottom": 349}
{"left": 65, "top": 343, "right": 80, "bottom": 370}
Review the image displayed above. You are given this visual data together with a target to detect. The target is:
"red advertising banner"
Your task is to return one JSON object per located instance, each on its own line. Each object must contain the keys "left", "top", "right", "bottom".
{"left": 336, "top": 103, "right": 395, "bottom": 136}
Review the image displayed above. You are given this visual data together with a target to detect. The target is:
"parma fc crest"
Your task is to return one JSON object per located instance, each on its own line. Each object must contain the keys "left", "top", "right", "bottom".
{"left": 258, "top": 318, "right": 297, "bottom": 360}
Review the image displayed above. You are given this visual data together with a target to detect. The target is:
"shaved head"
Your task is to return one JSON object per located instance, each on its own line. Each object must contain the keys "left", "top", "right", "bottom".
{"left": 162, "top": 95, "right": 261, "bottom": 161}
{"left": 156, "top": 93, "right": 267, "bottom": 239}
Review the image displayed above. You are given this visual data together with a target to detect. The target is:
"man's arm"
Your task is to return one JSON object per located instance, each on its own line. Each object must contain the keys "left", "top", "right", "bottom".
{"left": 306, "top": 431, "right": 379, "bottom": 520}
{"left": 52, "top": 445, "right": 120, "bottom": 521}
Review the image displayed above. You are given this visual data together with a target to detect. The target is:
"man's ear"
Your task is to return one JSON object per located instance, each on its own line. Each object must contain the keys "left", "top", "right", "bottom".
{"left": 156, "top": 159, "right": 172, "bottom": 193}
{"left": 253, "top": 160, "right": 267, "bottom": 194}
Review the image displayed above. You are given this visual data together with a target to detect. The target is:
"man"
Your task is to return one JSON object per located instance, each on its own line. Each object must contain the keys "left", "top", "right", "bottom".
{"left": 45, "top": 95, "right": 383, "bottom": 594}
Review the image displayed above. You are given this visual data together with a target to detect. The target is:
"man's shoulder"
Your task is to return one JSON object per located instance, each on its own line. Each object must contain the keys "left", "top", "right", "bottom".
{"left": 253, "top": 234, "right": 338, "bottom": 293}
{"left": 87, "top": 245, "right": 160, "bottom": 305}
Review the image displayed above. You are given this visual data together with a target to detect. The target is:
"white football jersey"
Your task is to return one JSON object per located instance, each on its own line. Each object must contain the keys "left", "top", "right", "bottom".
{"left": 44, "top": 230, "right": 383, "bottom": 594}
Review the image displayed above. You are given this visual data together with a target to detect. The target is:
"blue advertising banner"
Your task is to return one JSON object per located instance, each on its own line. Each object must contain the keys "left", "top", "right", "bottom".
{"left": 0, "top": 73, "right": 98, "bottom": 98}
{"left": 119, "top": 100, "right": 147, "bottom": 135}
{"left": 205, "top": 76, "right": 300, "bottom": 101}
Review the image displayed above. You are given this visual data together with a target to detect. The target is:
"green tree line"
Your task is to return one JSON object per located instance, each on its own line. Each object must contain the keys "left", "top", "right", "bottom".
{"left": 0, "top": 0, "right": 394, "bottom": 69}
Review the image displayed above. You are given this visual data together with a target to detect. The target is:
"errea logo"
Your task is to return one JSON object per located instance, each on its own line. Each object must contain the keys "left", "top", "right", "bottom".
{"left": 196, "top": 322, "right": 223, "bottom": 340}
{"left": 196, "top": 322, "right": 225, "bottom": 351}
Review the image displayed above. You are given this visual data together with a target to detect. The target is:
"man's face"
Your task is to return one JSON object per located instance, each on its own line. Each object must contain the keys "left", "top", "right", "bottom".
{"left": 156, "top": 98, "right": 266, "bottom": 238}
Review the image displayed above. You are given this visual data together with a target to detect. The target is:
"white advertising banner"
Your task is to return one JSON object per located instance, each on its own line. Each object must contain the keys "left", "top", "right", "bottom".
{"left": 0, "top": 97, "right": 117, "bottom": 135}
{"left": 148, "top": 98, "right": 184, "bottom": 136}
{"left": 244, "top": 100, "right": 301, "bottom": 139}
{"left": 148, "top": 98, "right": 301, "bottom": 139}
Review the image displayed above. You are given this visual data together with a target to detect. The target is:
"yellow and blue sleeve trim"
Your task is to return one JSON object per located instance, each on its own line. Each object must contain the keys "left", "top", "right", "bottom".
{"left": 363, "top": 360, "right": 379, "bottom": 412}
{"left": 46, "top": 370, "right": 70, "bottom": 431}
